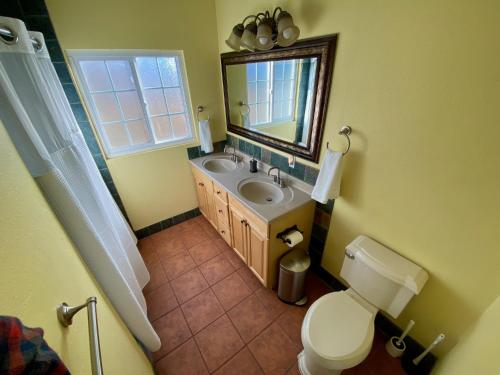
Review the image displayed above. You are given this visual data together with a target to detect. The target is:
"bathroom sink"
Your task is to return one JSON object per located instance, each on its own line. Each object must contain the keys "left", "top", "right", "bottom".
{"left": 202, "top": 157, "right": 238, "bottom": 174}
{"left": 237, "top": 177, "right": 293, "bottom": 205}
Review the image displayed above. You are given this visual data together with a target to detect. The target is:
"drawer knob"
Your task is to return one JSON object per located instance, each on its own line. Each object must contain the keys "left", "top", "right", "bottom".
{"left": 217, "top": 190, "right": 221, "bottom": 194}
{"left": 218, "top": 209, "right": 223, "bottom": 213}
{"left": 221, "top": 230, "right": 225, "bottom": 234}
{"left": 198, "top": 182, "right": 204, "bottom": 186}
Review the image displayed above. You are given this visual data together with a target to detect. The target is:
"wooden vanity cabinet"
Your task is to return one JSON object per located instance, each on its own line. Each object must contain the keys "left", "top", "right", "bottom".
{"left": 191, "top": 165, "right": 314, "bottom": 289}
{"left": 192, "top": 168, "right": 217, "bottom": 229}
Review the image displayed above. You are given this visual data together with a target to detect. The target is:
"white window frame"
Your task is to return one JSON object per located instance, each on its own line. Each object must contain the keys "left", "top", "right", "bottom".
{"left": 67, "top": 50, "right": 195, "bottom": 158}
{"left": 247, "top": 60, "right": 298, "bottom": 128}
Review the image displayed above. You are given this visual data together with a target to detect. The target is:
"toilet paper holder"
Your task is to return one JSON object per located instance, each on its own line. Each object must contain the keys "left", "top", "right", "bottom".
{"left": 277, "top": 225, "right": 303, "bottom": 245}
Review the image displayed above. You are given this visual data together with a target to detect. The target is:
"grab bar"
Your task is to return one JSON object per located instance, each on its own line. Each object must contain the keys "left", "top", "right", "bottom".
{"left": 57, "top": 297, "right": 103, "bottom": 375}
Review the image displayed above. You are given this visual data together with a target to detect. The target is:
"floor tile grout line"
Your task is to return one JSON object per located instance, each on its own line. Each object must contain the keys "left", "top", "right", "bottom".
{"left": 151, "top": 307, "right": 193, "bottom": 364}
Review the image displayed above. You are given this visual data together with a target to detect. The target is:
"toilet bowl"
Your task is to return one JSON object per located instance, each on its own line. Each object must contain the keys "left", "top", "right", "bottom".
{"left": 297, "top": 235, "right": 429, "bottom": 375}
{"left": 298, "top": 290, "right": 377, "bottom": 375}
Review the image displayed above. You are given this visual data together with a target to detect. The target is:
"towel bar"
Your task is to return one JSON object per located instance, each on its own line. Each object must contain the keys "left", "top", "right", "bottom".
{"left": 327, "top": 125, "right": 352, "bottom": 155}
{"left": 57, "top": 297, "right": 103, "bottom": 375}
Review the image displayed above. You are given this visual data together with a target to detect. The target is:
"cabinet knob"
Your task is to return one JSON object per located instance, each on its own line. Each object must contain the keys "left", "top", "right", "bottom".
{"left": 198, "top": 182, "right": 204, "bottom": 186}
{"left": 218, "top": 209, "right": 223, "bottom": 213}
{"left": 221, "top": 230, "right": 225, "bottom": 234}
{"left": 216, "top": 190, "right": 221, "bottom": 194}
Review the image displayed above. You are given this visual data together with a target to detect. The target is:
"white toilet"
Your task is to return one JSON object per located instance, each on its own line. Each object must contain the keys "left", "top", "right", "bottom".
{"left": 298, "top": 235, "right": 428, "bottom": 375}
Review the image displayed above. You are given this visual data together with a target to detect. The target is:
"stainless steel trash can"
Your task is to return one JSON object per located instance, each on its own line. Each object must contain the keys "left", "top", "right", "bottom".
{"left": 278, "top": 249, "right": 311, "bottom": 305}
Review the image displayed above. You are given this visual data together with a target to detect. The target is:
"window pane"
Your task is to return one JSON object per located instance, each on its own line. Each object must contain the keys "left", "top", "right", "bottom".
{"left": 104, "top": 123, "right": 129, "bottom": 148}
{"left": 285, "top": 99, "right": 294, "bottom": 117}
{"left": 246, "top": 63, "right": 257, "bottom": 82}
{"left": 257, "top": 81, "right": 268, "bottom": 102}
{"left": 273, "top": 100, "right": 283, "bottom": 120}
{"left": 106, "top": 60, "right": 135, "bottom": 91}
{"left": 158, "top": 57, "right": 179, "bottom": 87}
{"left": 256, "top": 62, "right": 268, "bottom": 81}
{"left": 247, "top": 82, "right": 257, "bottom": 104}
{"left": 273, "top": 80, "right": 283, "bottom": 101}
{"left": 164, "top": 87, "right": 185, "bottom": 114}
{"left": 80, "top": 61, "right": 112, "bottom": 92}
{"left": 284, "top": 61, "right": 295, "bottom": 80}
{"left": 144, "top": 89, "right": 167, "bottom": 116}
{"left": 117, "top": 91, "right": 143, "bottom": 120}
{"left": 151, "top": 116, "right": 172, "bottom": 141}
{"left": 171, "top": 114, "right": 189, "bottom": 138}
{"left": 273, "top": 61, "right": 284, "bottom": 80}
{"left": 127, "top": 120, "right": 150, "bottom": 145}
{"left": 92, "top": 93, "right": 121, "bottom": 122}
{"left": 136, "top": 57, "right": 161, "bottom": 88}
{"left": 257, "top": 102, "right": 269, "bottom": 123}
{"left": 284, "top": 80, "right": 294, "bottom": 99}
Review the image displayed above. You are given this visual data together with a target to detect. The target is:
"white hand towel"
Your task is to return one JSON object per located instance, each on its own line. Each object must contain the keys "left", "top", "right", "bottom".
{"left": 241, "top": 112, "right": 250, "bottom": 128}
{"left": 311, "top": 149, "right": 344, "bottom": 203}
{"left": 198, "top": 119, "right": 214, "bottom": 153}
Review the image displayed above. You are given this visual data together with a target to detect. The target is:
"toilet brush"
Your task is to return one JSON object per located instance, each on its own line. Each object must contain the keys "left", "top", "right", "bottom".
{"left": 385, "top": 320, "right": 415, "bottom": 358}
{"left": 413, "top": 333, "right": 446, "bottom": 365}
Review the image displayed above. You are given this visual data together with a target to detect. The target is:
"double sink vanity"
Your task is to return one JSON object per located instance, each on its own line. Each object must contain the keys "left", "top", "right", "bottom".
{"left": 190, "top": 152, "right": 315, "bottom": 289}
{"left": 189, "top": 34, "right": 338, "bottom": 289}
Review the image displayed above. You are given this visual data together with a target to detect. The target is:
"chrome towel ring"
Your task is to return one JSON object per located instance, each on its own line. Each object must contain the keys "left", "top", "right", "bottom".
{"left": 326, "top": 125, "right": 352, "bottom": 155}
{"left": 238, "top": 100, "right": 250, "bottom": 115}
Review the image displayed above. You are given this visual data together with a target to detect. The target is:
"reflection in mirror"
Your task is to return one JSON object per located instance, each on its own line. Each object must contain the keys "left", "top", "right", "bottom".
{"left": 226, "top": 57, "right": 317, "bottom": 146}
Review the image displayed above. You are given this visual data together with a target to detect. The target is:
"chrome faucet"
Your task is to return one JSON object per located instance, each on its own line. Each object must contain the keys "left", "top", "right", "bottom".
{"left": 268, "top": 167, "right": 286, "bottom": 188}
{"left": 224, "top": 145, "right": 238, "bottom": 162}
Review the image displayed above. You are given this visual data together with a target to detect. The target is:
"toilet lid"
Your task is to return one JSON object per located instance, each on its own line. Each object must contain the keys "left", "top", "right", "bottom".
{"left": 306, "top": 292, "right": 374, "bottom": 360}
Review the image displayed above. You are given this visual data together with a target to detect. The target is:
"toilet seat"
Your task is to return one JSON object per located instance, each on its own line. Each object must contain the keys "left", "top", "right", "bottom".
{"left": 301, "top": 291, "right": 376, "bottom": 371}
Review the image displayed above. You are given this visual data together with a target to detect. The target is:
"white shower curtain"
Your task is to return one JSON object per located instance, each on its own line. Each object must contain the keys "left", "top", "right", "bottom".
{"left": 0, "top": 17, "right": 160, "bottom": 351}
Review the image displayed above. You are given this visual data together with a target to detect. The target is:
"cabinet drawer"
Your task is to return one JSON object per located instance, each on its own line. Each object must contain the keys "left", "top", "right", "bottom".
{"left": 214, "top": 197, "right": 229, "bottom": 226}
{"left": 218, "top": 221, "right": 232, "bottom": 246}
{"left": 213, "top": 181, "right": 228, "bottom": 203}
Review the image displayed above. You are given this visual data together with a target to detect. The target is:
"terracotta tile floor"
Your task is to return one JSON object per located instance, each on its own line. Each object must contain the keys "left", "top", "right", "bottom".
{"left": 139, "top": 215, "right": 406, "bottom": 375}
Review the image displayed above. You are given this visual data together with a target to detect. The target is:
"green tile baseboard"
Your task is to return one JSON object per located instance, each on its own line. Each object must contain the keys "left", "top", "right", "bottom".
{"left": 134, "top": 208, "right": 201, "bottom": 239}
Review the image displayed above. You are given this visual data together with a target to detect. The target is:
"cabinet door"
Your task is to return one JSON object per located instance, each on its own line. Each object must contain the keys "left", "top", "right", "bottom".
{"left": 229, "top": 206, "right": 247, "bottom": 263}
{"left": 194, "top": 178, "right": 208, "bottom": 218}
{"left": 247, "top": 224, "right": 268, "bottom": 286}
{"left": 204, "top": 177, "right": 218, "bottom": 229}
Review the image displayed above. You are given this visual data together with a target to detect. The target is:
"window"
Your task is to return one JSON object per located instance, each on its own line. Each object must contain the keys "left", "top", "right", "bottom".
{"left": 69, "top": 51, "right": 194, "bottom": 157}
{"left": 246, "top": 60, "right": 298, "bottom": 126}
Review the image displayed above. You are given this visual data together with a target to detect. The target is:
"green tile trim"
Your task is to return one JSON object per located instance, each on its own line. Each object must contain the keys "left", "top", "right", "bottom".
{"left": 135, "top": 208, "right": 201, "bottom": 239}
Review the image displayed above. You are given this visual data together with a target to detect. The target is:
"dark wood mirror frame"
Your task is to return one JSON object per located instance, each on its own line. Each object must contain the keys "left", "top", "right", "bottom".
{"left": 221, "top": 34, "right": 338, "bottom": 163}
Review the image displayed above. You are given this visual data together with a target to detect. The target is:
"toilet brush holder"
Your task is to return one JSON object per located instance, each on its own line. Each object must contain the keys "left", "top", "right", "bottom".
{"left": 385, "top": 336, "right": 406, "bottom": 358}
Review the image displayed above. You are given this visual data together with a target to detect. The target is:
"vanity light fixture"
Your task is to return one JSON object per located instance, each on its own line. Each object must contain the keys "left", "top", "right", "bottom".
{"left": 225, "top": 7, "right": 300, "bottom": 51}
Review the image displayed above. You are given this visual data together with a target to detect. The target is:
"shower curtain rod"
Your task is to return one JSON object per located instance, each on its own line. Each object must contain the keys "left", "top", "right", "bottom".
{"left": 0, "top": 25, "right": 42, "bottom": 51}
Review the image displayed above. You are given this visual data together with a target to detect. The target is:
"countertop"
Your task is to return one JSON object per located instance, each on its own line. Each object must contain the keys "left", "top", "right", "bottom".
{"left": 189, "top": 153, "right": 313, "bottom": 223}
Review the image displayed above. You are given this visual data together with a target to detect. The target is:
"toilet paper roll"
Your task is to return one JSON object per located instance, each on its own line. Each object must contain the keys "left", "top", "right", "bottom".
{"left": 283, "top": 230, "right": 303, "bottom": 248}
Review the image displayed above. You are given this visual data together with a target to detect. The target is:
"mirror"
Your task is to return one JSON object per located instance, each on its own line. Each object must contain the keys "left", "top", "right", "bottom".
{"left": 222, "top": 35, "right": 337, "bottom": 162}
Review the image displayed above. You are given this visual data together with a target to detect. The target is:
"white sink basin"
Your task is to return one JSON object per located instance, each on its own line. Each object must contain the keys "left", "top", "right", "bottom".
{"left": 237, "top": 177, "right": 293, "bottom": 205}
{"left": 202, "top": 157, "right": 238, "bottom": 174}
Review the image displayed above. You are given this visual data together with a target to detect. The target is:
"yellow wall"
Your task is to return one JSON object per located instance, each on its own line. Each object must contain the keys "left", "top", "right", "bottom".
{"left": 226, "top": 64, "right": 247, "bottom": 125}
{"left": 45, "top": 0, "right": 226, "bottom": 230}
{"left": 0, "top": 123, "right": 153, "bottom": 374}
{"left": 258, "top": 121, "right": 297, "bottom": 141}
{"left": 215, "top": 0, "right": 500, "bottom": 356}
{"left": 434, "top": 295, "right": 500, "bottom": 374}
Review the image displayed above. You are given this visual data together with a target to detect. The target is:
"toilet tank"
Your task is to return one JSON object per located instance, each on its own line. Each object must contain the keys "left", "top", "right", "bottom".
{"left": 340, "top": 235, "right": 428, "bottom": 318}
